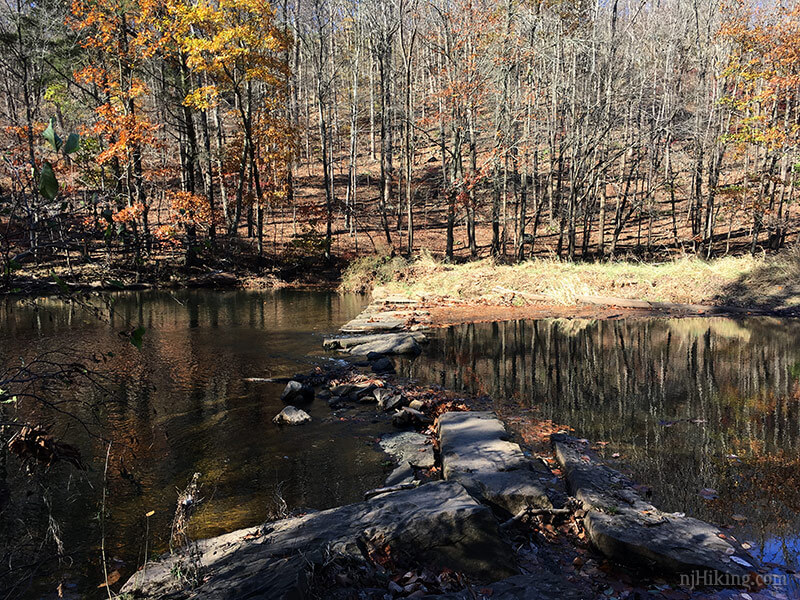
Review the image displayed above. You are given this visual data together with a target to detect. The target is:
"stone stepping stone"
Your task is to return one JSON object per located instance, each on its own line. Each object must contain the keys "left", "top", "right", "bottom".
{"left": 427, "top": 572, "right": 589, "bottom": 599}
{"left": 340, "top": 318, "right": 406, "bottom": 333}
{"left": 380, "top": 431, "right": 435, "bottom": 469}
{"left": 437, "top": 411, "right": 554, "bottom": 515}
{"left": 272, "top": 406, "right": 311, "bottom": 425}
{"left": 375, "top": 295, "right": 420, "bottom": 304}
{"left": 552, "top": 433, "right": 758, "bottom": 576}
{"left": 323, "top": 332, "right": 425, "bottom": 356}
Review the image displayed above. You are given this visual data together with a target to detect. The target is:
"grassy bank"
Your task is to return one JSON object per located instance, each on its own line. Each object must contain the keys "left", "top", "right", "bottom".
{"left": 340, "top": 249, "right": 800, "bottom": 311}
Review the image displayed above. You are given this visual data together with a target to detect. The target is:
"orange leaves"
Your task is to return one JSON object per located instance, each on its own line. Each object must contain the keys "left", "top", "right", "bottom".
{"left": 70, "top": 0, "right": 160, "bottom": 175}
{"left": 93, "top": 103, "right": 158, "bottom": 165}
{"left": 166, "top": 190, "right": 216, "bottom": 228}
{"left": 112, "top": 203, "right": 145, "bottom": 223}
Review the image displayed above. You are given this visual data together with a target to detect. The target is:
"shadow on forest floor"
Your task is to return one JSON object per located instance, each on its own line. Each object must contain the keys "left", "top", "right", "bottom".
{"left": 714, "top": 246, "right": 800, "bottom": 311}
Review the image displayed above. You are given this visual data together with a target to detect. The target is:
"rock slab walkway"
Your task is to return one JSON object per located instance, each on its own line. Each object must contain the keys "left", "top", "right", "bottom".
{"left": 437, "top": 411, "right": 554, "bottom": 516}
{"left": 552, "top": 433, "right": 758, "bottom": 577}
{"left": 339, "top": 295, "right": 432, "bottom": 334}
{"left": 323, "top": 331, "right": 426, "bottom": 356}
{"left": 120, "top": 482, "right": 517, "bottom": 599}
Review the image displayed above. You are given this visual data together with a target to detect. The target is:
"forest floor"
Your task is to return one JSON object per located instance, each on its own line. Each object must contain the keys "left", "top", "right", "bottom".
{"left": 5, "top": 155, "right": 800, "bottom": 314}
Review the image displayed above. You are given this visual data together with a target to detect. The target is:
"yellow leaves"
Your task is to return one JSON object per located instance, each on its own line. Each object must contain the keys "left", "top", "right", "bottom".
{"left": 170, "top": 0, "right": 290, "bottom": 87}
{"left": 720, "top": 0, "right": 800, "bottom": 152}
{"left": 183, "top": 85, "right": 219, "bottom": 110}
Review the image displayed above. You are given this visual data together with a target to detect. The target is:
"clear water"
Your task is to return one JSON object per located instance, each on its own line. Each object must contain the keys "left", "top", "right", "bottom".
{"left": 0, "top": 290, "right": 391, "bottom": 598}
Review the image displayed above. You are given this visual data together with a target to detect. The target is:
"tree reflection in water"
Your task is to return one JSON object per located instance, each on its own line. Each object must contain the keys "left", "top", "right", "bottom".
{"left": 405, "top": 317, "right": 800, "bottom": 572}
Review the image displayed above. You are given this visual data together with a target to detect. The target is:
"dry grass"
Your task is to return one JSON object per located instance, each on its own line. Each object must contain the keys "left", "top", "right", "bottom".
{"left": 340, "top": 248, "right": 800, "bottom": 310}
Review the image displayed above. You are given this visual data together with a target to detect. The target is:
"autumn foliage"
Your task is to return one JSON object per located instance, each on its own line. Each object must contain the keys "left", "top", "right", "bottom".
{"left": 1, "top": 0, "right": 799, "bottom": 283}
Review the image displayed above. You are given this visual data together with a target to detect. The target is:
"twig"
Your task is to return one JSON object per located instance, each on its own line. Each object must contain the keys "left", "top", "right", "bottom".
{"left": 500, "top": 506, "right": 572, "bottom": 530}
{"left": 492, "top": 286, "right": 550, "bottom": 301}
{"left": 363, "top": 482, "right": 418, "bottom": 499}
{"left": 100, "top": 442, "right": 113, "bottom": 600}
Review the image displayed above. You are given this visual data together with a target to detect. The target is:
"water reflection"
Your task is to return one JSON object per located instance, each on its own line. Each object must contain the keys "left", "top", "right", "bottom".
{"left": 0, "top": 290, "right": 384, "bottom": 598}
{"left": 407, "top": 317, "right": 800, "bottom": 574}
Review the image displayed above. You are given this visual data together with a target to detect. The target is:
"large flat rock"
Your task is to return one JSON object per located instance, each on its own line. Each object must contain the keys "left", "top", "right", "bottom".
{"left": 323, "top": 332, "right": 425, "bottom": 356}
{"left": 425, "top": 572, "right": 588, "bottom": 599}
{"left": 340, "top": 318, "right": 406, "bottom": 333}
{"left": 121, "top": 481, "right": 517, "bottom": 599}
{"left": 373, "top": 295, "right": 421, "bottom": 305}
{"left": 338, "top": 296, "right": 431, "bottom": 334}
{"left": 552, "top": 434, "right": 758, "bottom": 577}
{"left": 380, "top": 431, "right": 435, "bottom": 468}
{"left": 437, "top": 412, "right": 553, "bottom": 515}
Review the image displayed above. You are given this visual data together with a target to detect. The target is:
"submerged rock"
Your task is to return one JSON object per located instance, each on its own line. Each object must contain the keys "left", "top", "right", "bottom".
{"left": 120, "top": 482, "right": 517, "bottom": 599}
{"left": 371, "top": 356, "right": 396, "bottom": 374}
{"left": 552, "top": 433, "right": 758, "bottom": 576}
{"left": 272, "top": 406, "right": 311, "bottom": 426}
{"left": 280, "top": 380, "right": 313, "bottom": 403}
{"left": 437, "top": 411, "right": 554, "bottom": 515}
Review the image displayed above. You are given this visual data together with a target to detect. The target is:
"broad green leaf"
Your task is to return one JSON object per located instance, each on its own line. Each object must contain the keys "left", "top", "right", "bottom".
{"left": 39, "top": 161, "right": 58, "bottom": 200}
{"left": 64, "top": 133, "right": 80, "bottom": 154}
{"left": 42, "top": 119, "right": 62, "bottom": 152}
{"left": 130, "top": 326, "right": 146, "bottom": 349}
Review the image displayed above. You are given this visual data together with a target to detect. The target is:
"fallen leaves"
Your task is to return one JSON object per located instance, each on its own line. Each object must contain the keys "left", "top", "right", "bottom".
{"left": 7, "top": 424, "right": 86, "bottom": 470}
{"left": 730, "top": 555, "right": 753, "bottom": 568}
{"left": 97, "top": 569, "right": 121, "bottom": 589}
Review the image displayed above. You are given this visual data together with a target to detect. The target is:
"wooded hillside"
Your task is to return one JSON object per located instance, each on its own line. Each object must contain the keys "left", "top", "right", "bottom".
{"left": 1, "top": 0, "right": 799, "bottom": 283}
